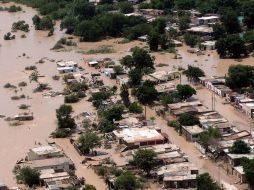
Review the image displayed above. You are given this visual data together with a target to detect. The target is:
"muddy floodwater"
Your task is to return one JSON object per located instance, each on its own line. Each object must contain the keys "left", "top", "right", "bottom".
{"left": 1, "top": 2, "right": 254, "bottom": 187}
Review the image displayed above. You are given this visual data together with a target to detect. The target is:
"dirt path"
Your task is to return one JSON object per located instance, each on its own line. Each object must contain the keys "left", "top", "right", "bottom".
{"left": 55, "top": 139, "right": 107, "bottom": 190}
{"left": 196, "top": 87, "right": 252, "bottom": 132}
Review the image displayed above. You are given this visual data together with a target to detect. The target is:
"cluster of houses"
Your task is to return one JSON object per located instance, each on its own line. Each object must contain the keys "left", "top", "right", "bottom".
{"left": 199, "top": 76, "right": 254, "bottom": 119}
{"left": 103, "top": 115, "right": 200, "bottom": 189}
{"left": 16, "top": 145, "right": 83, "bottom": 190}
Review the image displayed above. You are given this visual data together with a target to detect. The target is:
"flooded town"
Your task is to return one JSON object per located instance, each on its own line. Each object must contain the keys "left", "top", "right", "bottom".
{"left": 0, "top": 0, "right": 254, "bottom": 190}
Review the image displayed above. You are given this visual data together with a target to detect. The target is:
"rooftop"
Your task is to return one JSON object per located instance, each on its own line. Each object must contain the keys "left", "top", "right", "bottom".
{"left": 182, "top": 125, "right": 204, "bottom": 134}
{"left": 113, "top": 127, "right": 165, "bottom": 144}
{"left": 24, "top": 157, "right": 73, "bottom": 169}
{"left": 30, "top": 146, "right": 61, "bottom": 156}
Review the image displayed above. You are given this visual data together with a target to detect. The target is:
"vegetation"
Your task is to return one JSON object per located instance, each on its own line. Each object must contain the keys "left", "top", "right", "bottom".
{"left": 226, "top": 65, "right": 254, "bottom": 90}
{"left": 78, "top": 132, "right": 101, "bottom": 154}
{"left": 89, "top": 91, "right": 112, "bottom": 108}
{"left": 14, "top": 166, "right": 40, "bottom": 187}
{"left": 114, "top": 172, "right": 141, "bottom": 190}
{"left": 197, "top": 173, "right": 222, "bottom": 190}
{"left": 229, "top": 140, "right": 250, "bottom": 154}
{"left": 183, "top": 65, "right": 205, "bottom": 82}
{"left": 131, "top": 149, "right": 157, "bottom": 176}
{"left": 56, "top": 104, "right": 76, "bottom": 129}
{"left": 102, "top": 104, "right": 125, "bottom": 121}
{"left": 136, "top": 80, "right": 158, "bottom": 105}
{"left": 120, "top": 84, "right": 130, "bottom": 107}
{"left": 129, "top": 102, "right": 143, "bottom": 114}
{"left": 199, "top": 127, "right": 222, "bottom": 149}
{"left": 12, "top": 20, "right": 29, "bottom": 32}
{"left": 83, "top": 185, "right": 96, "bottom": 190}
{"left": 178, "top": 113, "right": 200, "bottom": 126}
{"left": 241, "top": 157, "right": 254, "bottom": 189}
{"left": 32, "top": 15, "right": 54, "bottom": 30}
{"left": 176, "top": 84, "right": 196, "bottom": 100}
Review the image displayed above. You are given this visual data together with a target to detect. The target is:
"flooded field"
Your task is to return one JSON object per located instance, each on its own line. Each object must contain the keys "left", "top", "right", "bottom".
{"left": 0, "top": 2, "right": 254, "bottom": 187}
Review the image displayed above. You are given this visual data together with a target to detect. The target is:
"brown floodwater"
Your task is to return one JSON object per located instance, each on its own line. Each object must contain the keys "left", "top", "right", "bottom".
{"left": 1, "top": 2, "right": 254, "bottom": 187}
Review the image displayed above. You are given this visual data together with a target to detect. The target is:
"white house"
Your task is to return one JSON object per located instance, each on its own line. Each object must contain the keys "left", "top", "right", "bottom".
{"left": 27, "top": 146, "right": 62, "bottom": 161}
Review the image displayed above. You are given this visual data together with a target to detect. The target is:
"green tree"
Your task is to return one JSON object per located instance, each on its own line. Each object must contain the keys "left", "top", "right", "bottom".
{"left": 14, "top": 167, "right": 40, "bottom": 187}
{"left": 241, "top": 158, "right": 254, "bottom": 189}
{"left": 226, "top": 65, "right": 254, "bottom": 89}
{"left": 83, "top": 184, "right": 96, "bottom": 190}
{"left": 183, "top": 65, "right": 205, "bottom": 82}
{"left": 184, "top": 34, "right": 198, "bottom": 47}
{"left": 178, "top": 113, "right": 200, "bottom": 126}
{"left": 199, "top": 127, "right": 222, "bottom": 149}
{"left": 98, "top": 119, "right": 116, "bottom": 133}
{"left": 212, "top": 23, "right": 226, "bottom": 40}
{"left": 220, "top": 9, "right": 241, "bottom": 34}
{"left": 132, "top": 47, "right": 155, "bottom": 70}
{"left": 179, "top": 16, "right": 190, "bottom": 31}
{"left": 119, "top": 1, "right": 134, "bottom": 14}
{"left": 103, "top": 104, "right": 125, "bottom": 121}
{"left": 148, "top": 30, "right": 159, "bottom": 51}
{"left": 32, "top": 15, "right": 41, "bottom": 30}
{"left": 120, "top": 84, "right": 130, "bottom": 107}
{"left": 120, "top": 55, "right": 134, "bottom": 69}
{"left": 229, "top": 140, "right": 250, "bottom": 154}
{"left": 131, "top": 149, "right": 157, "bottom": 175}
{"left": 73, "top": 1, "right": 95, "bottom": 20}
{"left": 61, "top": 16, "right": 78, "bottom": 34}
{"left": 114, "top": 172, "right": 141, "bottom": 190}
{"left": 197, "top": 173, "right": 222, "bottom": 190}
{"left": 75, "top": 20, "right": 103, "bottom": 42}
{"left": 113, "top": 65, "right": 124, "bottom": 75}
{"left": 136, "top": 80, "right": 158, "bottom": 105}
{"left": 176, "top": 84, "right": 196, "bottom": 100}
{"left": 128, "top": 69, "right": 143, "bottom": 87}
{"left": 90, "top": 91, "right": 112, "bottom": 108}
{"left": 56, "top": 104, "right": 76, "bottom": 129}
{"left": 78, "top": 132, "right": 101, "bottom": 154}
{"left": 129, "top": 102, "right": 143, "bottom": 113}
{"left": 159, "top": 34, "right": 168, "bottom": 50}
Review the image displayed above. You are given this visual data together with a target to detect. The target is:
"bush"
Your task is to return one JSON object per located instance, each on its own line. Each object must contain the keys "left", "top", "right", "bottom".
{"left": 19, "top": 104, "right": 29, "bottom": 109}
{"left": 12, "top": 20, "right": 29, "bottom": 32}
{"left": 4, "top": 83, "right": 16, "bottom": 89}
{"left": 64, "top": 94, "right": 79, "bottom": 103}
{"left": 51, "top": 129, "right": 72, "bottom": 138}
{"left": 25, "top": 65, "right": 37, "bottom": 71}
{"left": 129, "top": 102, "right": 143, "bottom": 113}
{"left": 18, "top": 81, "right": 27, "bottom": 87}
{"left": 178, "top": 113, "right": 200, "bottom": 126}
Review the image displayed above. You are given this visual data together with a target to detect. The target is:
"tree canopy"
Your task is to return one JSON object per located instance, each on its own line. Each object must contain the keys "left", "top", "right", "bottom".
{"left": 197, "top": 173, "right": 222, "bottom": 190}
{"left": 136, "top": 80, "right": 158, "bottom": 105}
{"left": 176, "top": 84, "right": 196, "bottom": 100}
{"left": 178, "top": 113, "right": 200, "bottom": 126}
{"left": 183, "top": 65, "right": 205, "bottom": 82}
{"left": 78, "top": 132, "right": 101, "bottom": 154}
{"left": 229, "top": 140, "right": 250, "bottom": 154}
{"left": 114, "top": 172, "right": 141, "bottom": 190}
{"left": 56, "top": 104, "right": 76, "bottom": 129}
{"left": 14, "top": 167, "right": 40, "bottom": 187}
{"left": 131, "top": 149, "right": 157, "bottom": 175}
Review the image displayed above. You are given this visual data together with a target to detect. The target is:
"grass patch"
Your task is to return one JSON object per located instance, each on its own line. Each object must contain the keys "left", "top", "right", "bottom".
{"left": 85, "top": 45, "right": 115, "bottom": 54}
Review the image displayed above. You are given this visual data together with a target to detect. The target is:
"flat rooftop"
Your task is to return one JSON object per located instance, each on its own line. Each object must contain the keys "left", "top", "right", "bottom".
{"left": 30, "top": 146, "right": 61, "bottom": 156}
{"left": 113, "top": 127, "right": 165, "bottom": 144}
{"left": 182, "top": 125, "right": 204, "bottom": 134}
{"left": 24, "top": 157, "right": 73, "bottom": 169}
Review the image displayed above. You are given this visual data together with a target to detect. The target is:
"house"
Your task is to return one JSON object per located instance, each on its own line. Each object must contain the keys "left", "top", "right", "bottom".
{"left": 112, "top": 127, "right": 168, "bottom": 149}
{"left": 27, "top": 146, "right": 62, "bottom": 161}
{"left": 227, "top": 154, "right": 254, "bottom": 167}
{"left": 57, "top": 66, "right": 76, "bottom": 74}
{"left": 155, "top": 82, "right": 177, "bottom": 94}
{"left": 196, "top": 16, "right": 219, "bottom": 26}
{"left": 233, "top": 166, "right": 246, "bottom": 183}
{"left": 57, "top": 61, "right": 78, "bottom": 68}
{"left": 14, "top": 113, "right": 33, "bottom": 121}
{"left": 187, "top": 26, "right": 213, "bottom": 36}
{"left": 223, "top": 130, "right": 251, "bottom": 141}
{"left": 157, "top": 162, "right": 198, "bottom": 189}
{"left": 172, "top": 105, "right": 210, "bottom": 116}
{"left": 182, "top": 125, "right": 204, "bottom": 142}
{"left": 200, "top": 41, "right": 216, "bottom": 50}
{"left": 139, "top": 9, "right": 164, "bottom": 17}
{"left": 168, "top": 101, "right": 202, "bottom": 111}
{"left": 22, "top": 157, "right": 75, "bottom": 173}
{"left": 146, "top": 71, "right": 180, "bottom": 84}
{"left": 116, "top": 74, "right": 129, "bottom": 86}
{"left": 88, "top": 61, "right": 99, "bottom": 67}
{"left": 241, "top": 103, "right": 254, "bottom": 119}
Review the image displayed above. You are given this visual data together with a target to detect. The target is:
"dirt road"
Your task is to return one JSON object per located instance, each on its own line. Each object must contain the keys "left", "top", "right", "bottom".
{"left": 55, "top": 139, "right": 107, "bottom": 190}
